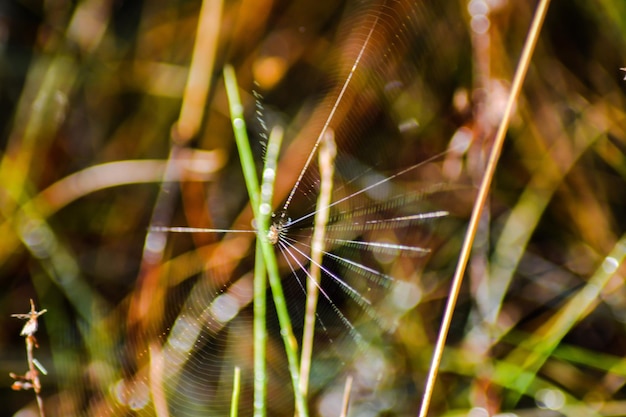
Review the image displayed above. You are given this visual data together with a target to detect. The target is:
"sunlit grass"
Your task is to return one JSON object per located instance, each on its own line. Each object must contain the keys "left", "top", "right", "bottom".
{"left": 1, "top": 1, "right": 625, "bottom": 416}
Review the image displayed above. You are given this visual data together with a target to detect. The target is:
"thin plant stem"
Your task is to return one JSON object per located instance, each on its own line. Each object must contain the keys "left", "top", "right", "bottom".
{"left": 253, "top": 240, "right": 267, "bottom": 417}
{"left": 299, "top": 129, "right": 336, "bottom": 398}
{"left": 254, "top": 125, "right": 284, "bottom": 417}
{"left": 29, "top": 336, "right": 45, "bottom": 417}
{"left": 339, "top": 375, "right": 354, "bottom": 417}
{"left": 417, "top": 0, "right": 552, "bottom": 415}
{"left": 11, "top": 299, "right": 47, "bottom": 417}
{"left": 224, "top": 65, "right": 308, "bottom": 417}
{"left": 230, "top": 366, "right": 242, "bottom": 417}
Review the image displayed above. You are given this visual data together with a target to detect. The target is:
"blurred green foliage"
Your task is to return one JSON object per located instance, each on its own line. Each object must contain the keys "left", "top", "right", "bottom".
{"left": 1, "top": 0, "right": 625, "bottom": 416}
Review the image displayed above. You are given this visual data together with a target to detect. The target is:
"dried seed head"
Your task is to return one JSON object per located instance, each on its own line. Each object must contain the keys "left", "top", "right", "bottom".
{"left": 11, "top": 299, "right": 46, "bottom": 337}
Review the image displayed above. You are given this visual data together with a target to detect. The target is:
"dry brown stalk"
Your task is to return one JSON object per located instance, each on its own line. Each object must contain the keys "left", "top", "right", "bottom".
{"left": 10, "top": 298, "right": 47, "bottom": 417}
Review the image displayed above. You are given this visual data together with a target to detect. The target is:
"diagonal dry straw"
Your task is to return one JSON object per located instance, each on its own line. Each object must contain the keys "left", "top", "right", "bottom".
{"left": 418, "top": 0, "right": 552, "bottom": 415}
{"left": 299, "top": 129, "right": 337, "bottom": 398}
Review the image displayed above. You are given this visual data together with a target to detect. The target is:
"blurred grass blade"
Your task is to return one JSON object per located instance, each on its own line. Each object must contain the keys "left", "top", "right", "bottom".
{"left": 339, "top": 375, "right": 353, "bottom": 417}
{"left": 177, "top": 0, "right": 223, "bottom": 142}
{"left": 496, "top": 233, "right": 626, "bottom": 404}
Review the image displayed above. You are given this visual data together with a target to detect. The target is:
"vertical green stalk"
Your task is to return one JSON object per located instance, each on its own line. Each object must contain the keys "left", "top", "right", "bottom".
{"left": 224, "top": 65, "right": 308, "bottom": 417}
{"left": 230, "top": 366, "right": 241, "bottom": 417}
{"left": 254, "top": 125, "right": 283, "bottom": 417}
{"left": 253, "top": 240, "right": 266, "bottom": 417}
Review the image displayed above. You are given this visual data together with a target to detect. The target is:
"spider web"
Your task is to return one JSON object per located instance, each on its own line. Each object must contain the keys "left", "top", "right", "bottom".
{"left": 115, "top": 1, "right": 470, "bottom": 416}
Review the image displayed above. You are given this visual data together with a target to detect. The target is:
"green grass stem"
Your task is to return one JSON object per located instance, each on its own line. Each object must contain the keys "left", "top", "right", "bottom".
{"left": 230, "top": 366, "right": 241, "bottom": 417}
{"left": 224, "top": 65, "right": 308, "bottom": 417}
{"left": 254, "top": 125, "right": 284, "bottom": 417}
{"left": 253, "top": 240, "right": 266, "bottom": 417}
